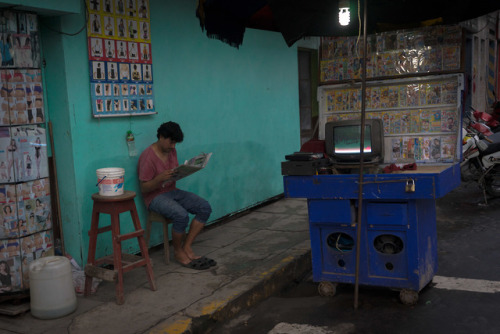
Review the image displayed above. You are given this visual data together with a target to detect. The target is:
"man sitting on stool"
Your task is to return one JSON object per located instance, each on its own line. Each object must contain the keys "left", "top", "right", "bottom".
{"left": 137, "top": 121, "right": 215, "bottom": 270}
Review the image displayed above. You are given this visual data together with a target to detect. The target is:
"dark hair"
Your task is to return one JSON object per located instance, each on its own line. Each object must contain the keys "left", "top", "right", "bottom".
{"left": 157, "top": 121, "right": 184, "bottom": 142}
{"left": 0, "top": 261, "right": 10, "bottom": 274}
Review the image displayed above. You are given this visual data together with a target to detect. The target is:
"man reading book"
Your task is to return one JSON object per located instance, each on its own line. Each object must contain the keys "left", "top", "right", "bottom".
{"left": 137, "top": 121, "right": 215, "bottom": 270}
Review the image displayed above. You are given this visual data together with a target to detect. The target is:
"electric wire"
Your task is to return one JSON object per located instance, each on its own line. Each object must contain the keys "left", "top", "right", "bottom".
{"left": 40, "top": 1, "right": 89, "bottom": 36}
{"left": 355, "top": 0, "right": 361, "bottom": 59}
{"left": 460, "top": 21, "right": 490, "bottom": 35}
{"left": 335, "top": 233, "right": 344, "bottom": 252}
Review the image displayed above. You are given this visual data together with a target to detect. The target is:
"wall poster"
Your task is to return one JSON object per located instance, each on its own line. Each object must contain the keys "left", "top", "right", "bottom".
{"left": 87, "top": 0, "right": 155, "bottom": 117}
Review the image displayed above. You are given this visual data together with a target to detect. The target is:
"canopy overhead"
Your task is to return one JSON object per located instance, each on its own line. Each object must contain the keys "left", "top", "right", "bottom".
{"left": 196, "top": 0, "right": 500, "bottom": 48}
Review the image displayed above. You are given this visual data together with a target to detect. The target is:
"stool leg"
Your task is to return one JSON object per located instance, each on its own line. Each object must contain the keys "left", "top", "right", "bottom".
{"left": 110, "top": 211, "right": 125, "bottom": 305}
{"left": 145, "top": 216, "right": 152, "bottom": 246}
{"left": 84, "top": 204, "right": 100, "bottom": 297}
{"left": 130, "top": 204, "right": 157, "bottom": 291}
{"left": 162, "top": 221, "right": 169, "bottom": 264}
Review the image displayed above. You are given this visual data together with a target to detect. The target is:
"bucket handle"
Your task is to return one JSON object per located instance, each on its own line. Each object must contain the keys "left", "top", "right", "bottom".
{"left": 96, "top": 175, "right": 107, "bottom": 186}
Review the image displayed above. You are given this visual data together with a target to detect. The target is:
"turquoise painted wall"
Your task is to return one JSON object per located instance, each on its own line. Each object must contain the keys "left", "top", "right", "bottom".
{"left": 0, "top": 0, "right": 80, "bottom": 15}
{"left": 40, "top": 0, "right": 300, "bottom": 265}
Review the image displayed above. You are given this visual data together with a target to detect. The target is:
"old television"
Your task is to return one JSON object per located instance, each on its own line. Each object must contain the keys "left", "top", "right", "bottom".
{"left": 325, "top": 118, "right": 384, "bottom": 163}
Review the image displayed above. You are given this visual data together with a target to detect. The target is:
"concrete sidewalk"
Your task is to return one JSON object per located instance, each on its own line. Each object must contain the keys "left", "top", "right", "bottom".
{"left": 0, "top": 197, "right": 311, "bottom": 334}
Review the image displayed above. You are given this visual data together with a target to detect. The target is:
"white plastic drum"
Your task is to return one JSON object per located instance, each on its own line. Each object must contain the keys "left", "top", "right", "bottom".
{"left": 29, "top": 256, "right": 77, "bottom": 319}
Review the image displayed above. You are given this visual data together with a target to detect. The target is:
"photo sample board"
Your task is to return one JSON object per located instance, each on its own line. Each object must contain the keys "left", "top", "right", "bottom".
{"left": 0, "top": 11, "right": 53, "bottom": 295}
{"left": 318, "top": 74, "right": 463, "bottom": 164}
{"left": 87, "top": 0, "right": 155, "bottom": 117}
{"left": 320, "top": 25, "right": 463, "bottom": 84}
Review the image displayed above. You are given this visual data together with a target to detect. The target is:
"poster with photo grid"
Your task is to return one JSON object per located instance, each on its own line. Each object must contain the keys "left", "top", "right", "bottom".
{"left": 318, "top": 74, "right": 462, "bottom": 164}
{"left": 87, "top": 0, "right": 155, "bottom": 117}
{"left": 320, "top": 25, "right": 463, "bottom": 85}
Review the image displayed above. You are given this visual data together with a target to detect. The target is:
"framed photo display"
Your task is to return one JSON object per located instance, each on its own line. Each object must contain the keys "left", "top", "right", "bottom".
{"left": 0, "top": 11, "right": 54, "bottom": 294}
{"left": 320, "top": 25, "right": 464, "bottom": 85}
{"left": 87, "top": 0, "right": 155, "bottom": 117}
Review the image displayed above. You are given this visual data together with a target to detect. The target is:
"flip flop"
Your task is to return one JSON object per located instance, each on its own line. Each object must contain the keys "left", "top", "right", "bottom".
{"left": 180, "top": 258, "right": 210, "bottom": 270}
{"left": 200, "top": 256, "right": 217, "bottom": 267}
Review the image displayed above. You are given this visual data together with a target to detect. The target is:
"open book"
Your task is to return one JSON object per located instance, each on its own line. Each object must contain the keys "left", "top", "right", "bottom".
{"left": 163, "top": 152, "right": 212, "bottom": 185}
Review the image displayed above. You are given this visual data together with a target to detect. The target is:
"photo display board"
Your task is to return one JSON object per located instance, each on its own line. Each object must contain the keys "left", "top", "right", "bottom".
{"left": 0, "top": 11, "right": 53, "bottom": 294}
{"left": 318, "top": 74, "right": 463, "bottom": 164}
{"left": 87, "top": 0, "right": 155, "bottom": 117}
{"left": 320, "top": 25, "right": 463, "bottom": 84}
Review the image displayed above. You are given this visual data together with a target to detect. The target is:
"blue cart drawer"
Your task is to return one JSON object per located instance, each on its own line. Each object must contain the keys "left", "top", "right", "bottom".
{"left": 365, "top": 202, "right": 408, "bottom": 226}
{"left": 308, "top": 199, "right": 353, "bottom": 223}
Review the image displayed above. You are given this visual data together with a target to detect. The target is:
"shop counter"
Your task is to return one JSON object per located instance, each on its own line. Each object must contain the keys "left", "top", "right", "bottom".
{"left": 283, "top": 163, "right": 461, "bottom": 304}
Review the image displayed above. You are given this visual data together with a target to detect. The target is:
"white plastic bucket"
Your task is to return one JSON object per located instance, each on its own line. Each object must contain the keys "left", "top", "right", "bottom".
{"left": 96, "top": 167, "right": 125, "bottom": 196}
{"left": 29, "top": 256, "right": 77, "bottom": 319}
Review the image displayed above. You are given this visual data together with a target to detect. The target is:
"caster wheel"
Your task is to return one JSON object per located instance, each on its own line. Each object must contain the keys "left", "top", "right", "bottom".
{"left": 318, "top": 282, "right": 337, "bottom": 297}
{"left": 399, "top": 289, "right": 418, "bottom": 305}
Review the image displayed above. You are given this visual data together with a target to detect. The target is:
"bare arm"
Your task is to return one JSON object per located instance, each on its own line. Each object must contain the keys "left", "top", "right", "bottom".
{"left": 139, "top": 169, "right": 176, "bottom": 194}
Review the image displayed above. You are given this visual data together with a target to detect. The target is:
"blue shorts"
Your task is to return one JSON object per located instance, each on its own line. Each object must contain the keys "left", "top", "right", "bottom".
{"left": 149, "top": 189, "right": 212, "bottom": 233}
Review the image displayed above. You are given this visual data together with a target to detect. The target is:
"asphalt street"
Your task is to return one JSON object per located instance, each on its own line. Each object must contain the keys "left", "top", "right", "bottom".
{"left": 212, "top": 181, "right": 500, "bottom": 334}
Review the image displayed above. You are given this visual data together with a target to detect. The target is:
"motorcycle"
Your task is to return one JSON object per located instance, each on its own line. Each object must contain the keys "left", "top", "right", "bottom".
{"left": 471, "top": 107, "right": 500, "bottom": 133}
{"left": 463, "top": 108, "right": 495, "bottom": 136}
{"left": 461, "top": 126, "right": 500, "bottom": 200}
{"left": 468, "top": 93, "right": 500, "bottom": 133}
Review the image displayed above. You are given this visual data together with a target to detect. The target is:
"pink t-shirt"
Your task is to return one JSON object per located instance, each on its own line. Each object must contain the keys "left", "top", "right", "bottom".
{"left": 137, "top": 145, "right": 178, "bottom": 208}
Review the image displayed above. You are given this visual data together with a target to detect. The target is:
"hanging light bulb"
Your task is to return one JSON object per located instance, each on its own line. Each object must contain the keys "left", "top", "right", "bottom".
{"left": 338, "top": 0, "right": 350, "bottom": 26}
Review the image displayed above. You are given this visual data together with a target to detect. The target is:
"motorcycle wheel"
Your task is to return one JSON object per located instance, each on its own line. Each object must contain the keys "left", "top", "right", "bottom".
{"left": 484, "top": 176, "right": 500, "bottom": 197}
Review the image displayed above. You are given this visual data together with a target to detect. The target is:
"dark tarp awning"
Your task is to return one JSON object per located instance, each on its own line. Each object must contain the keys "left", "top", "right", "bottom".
{"left": 196, "top": 0, "right": 500, "bottom": 48}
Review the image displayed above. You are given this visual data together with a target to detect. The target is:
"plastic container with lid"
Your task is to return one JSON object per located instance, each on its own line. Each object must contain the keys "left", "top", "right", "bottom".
{"left": 29, "top": 256, "right": 77, "bottom": 319}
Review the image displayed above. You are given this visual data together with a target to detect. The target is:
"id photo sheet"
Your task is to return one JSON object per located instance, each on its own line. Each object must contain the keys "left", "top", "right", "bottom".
{"left": 87, "top": 0, "right": 155, "bottom": 117}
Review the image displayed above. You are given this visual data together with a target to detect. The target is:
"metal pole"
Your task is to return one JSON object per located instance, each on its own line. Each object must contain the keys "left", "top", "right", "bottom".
{"left": 354, "top": 0, "right": 368, "bottom": 310}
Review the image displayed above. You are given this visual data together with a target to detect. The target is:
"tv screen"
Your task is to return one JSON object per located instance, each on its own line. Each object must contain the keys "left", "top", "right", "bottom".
{"left": 334, "top": 125, "right": 372, "bottom": 154}
{"left": 325, "top": 119, "right": 384, "bottom": 163}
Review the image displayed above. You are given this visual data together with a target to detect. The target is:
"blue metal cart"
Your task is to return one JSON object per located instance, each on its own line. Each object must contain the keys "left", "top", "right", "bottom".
{"left": 284, "top": 164, "right": 461, "bottom": 304}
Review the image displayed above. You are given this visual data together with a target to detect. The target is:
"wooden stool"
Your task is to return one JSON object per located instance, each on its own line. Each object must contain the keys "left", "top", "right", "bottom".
{"left": 145, "top": 211, "right": 173, "bottom": 264}
{"left": 84, "top": 190, "right": 156, "bottom": 304}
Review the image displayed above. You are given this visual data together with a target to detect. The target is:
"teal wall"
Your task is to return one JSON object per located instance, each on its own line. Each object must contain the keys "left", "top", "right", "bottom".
{"left": 40, "top": 0, "right": 300, "bottom": 265}
{"left": 0, "top": 0, "right": 80, "bottom": 15}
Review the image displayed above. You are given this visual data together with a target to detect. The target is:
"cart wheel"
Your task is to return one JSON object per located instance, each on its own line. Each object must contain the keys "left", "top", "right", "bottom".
{"left": 318, "top": 282, "right": 337, "bottom": 297}
{"left": 399, "top": 289, "right": 418, "bottom": 305}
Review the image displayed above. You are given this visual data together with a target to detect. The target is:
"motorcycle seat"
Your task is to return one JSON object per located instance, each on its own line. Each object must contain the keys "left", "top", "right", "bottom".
{"left": 481, "top": 140, "right": 500, "bottom": 156}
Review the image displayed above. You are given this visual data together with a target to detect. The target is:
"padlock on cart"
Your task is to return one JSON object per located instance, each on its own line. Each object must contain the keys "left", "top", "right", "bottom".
{"left": 405, "top": 179, "right": 415, "bottom": 192}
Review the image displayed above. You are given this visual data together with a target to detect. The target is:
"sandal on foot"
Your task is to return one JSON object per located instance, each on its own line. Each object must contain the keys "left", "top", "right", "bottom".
{"left": 180, "top": 258, "right": 210, "bottom": 270}
{"left": 201, "top": 256, "right": 217, "bottom": 267}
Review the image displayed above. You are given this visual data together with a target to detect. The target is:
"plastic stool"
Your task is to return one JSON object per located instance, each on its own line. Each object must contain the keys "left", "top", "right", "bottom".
{"left": 84, "top": 190, "right": 156, "bottom": 304}
{"left": 145, "top": 211, "right": 173, "bottom": 264}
